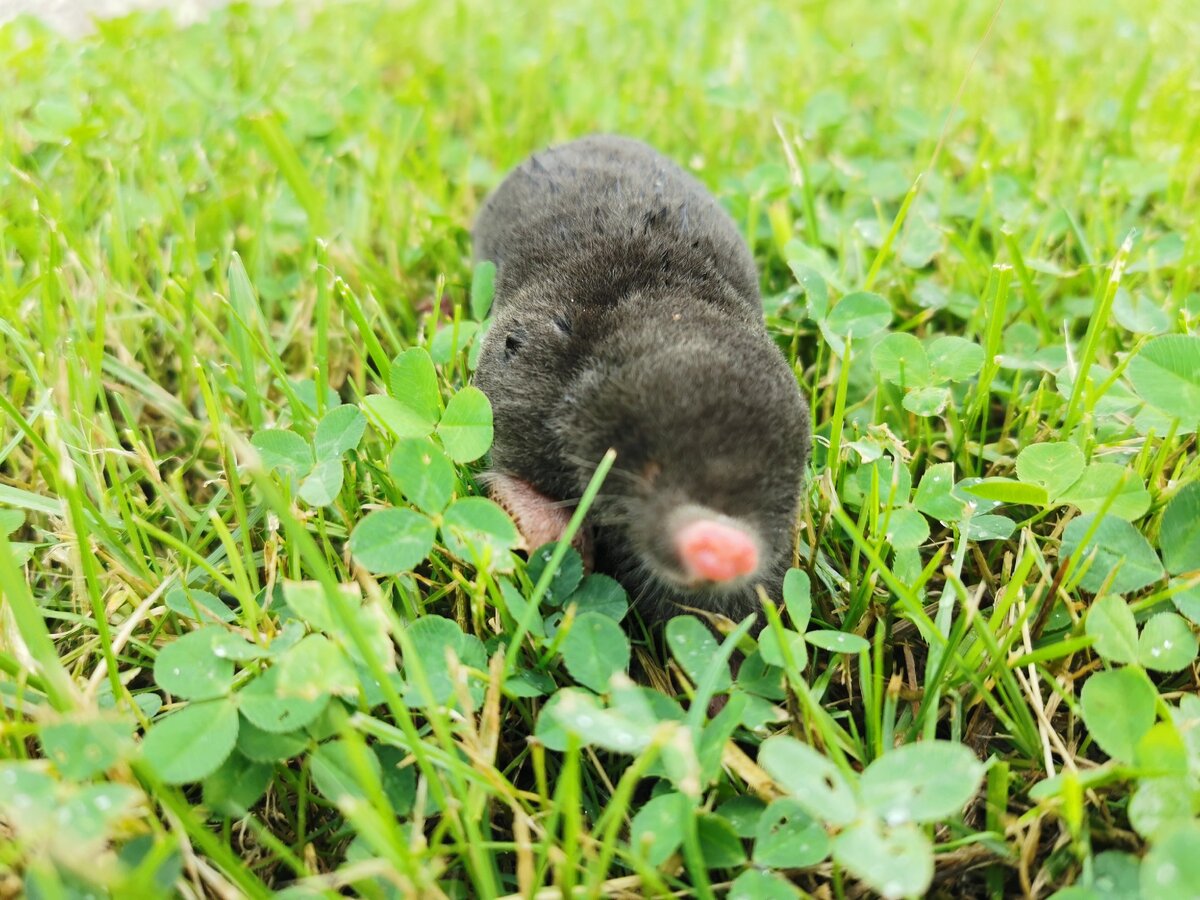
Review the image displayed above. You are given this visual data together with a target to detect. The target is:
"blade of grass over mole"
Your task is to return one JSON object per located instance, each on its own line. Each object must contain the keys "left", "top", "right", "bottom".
{"left": 503, "top": 448, "right": 617, "bottom": 680}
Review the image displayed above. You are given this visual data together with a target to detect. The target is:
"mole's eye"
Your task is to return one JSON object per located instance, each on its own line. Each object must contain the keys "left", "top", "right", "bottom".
{"left": 552, "top": 314, "right": 572, "bottom": 336}
{"left": 504, "top": 329, "right": 526, "bottom": 361}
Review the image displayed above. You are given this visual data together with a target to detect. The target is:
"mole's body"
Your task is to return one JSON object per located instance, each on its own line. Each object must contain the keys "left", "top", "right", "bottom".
{"left": 473, "top": 135, "right": 809, "bottom": 621}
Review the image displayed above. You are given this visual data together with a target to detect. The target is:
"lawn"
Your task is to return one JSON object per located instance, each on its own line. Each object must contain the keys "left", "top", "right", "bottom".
{"left": 1, "top": 0, "right": 1198, "bottom": 897}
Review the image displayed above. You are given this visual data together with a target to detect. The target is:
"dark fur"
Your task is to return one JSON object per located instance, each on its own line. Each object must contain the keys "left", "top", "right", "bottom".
{"left": 473, "top": 135, "right": 810, "bottom": 620}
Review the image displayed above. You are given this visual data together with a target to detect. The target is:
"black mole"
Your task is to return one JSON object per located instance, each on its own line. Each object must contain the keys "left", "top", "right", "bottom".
{"left": 473, "top": 135, "right": 810, "bottom": 622}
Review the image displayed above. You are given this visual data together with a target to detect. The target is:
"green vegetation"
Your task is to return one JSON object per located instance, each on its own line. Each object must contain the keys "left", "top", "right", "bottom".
{"left": 1, "top": 0, "right": 1198, "bottom": 896}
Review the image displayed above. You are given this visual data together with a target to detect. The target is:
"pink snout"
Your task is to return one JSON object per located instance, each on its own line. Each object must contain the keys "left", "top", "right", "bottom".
{"left": 675, "top": 517, "right": 760, "bottom": 583}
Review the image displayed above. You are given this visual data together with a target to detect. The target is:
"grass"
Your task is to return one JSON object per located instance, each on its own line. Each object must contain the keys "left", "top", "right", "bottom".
{"left": 1, "top": 0, "right": 1198, "bottom": 897}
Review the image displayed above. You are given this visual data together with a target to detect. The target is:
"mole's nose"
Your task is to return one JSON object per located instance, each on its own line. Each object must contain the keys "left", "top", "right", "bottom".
{"left": 675, "top": 517, "right": 759, "bottom": 583}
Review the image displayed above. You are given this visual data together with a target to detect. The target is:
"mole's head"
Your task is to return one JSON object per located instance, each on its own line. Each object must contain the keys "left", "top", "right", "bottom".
{"left": 550, "top": 300, "right": 811, "bottom": 620}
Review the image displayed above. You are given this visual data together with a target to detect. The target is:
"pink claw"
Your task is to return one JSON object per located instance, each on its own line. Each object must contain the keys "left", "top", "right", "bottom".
{"left": 483, "top": 472, "right": 593, "bottom": 570}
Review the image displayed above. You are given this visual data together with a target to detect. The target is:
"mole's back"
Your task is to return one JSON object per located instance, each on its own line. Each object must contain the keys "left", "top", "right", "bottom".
{"left": 473, "top": 135, "right": 760, "bottom": 315}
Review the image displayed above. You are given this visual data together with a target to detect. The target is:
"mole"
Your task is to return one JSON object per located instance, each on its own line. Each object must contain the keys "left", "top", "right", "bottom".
{"left": 472, "top": 135, "right": 810, "bottom": 622}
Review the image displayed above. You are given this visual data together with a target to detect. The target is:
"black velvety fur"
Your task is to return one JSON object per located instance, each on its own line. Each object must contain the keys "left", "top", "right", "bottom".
{"left": 473, "top": 135, "right": 810, "bottom": 621}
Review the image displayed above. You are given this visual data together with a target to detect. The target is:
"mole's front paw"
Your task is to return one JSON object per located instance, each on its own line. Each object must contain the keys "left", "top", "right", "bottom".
{"left": 482, "top": 472, "right": 593, "bottom": 570}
